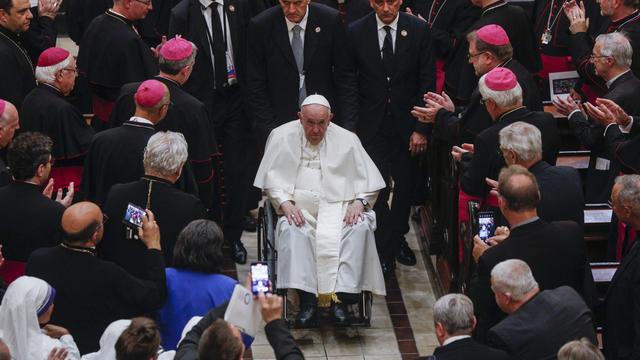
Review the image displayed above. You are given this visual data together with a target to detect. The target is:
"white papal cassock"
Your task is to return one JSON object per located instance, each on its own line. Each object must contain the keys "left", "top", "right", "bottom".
{"left": 254, "top": 120, "right": 387, "bottom": 304}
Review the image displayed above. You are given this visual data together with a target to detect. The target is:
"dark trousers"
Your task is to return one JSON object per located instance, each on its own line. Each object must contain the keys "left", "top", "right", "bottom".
{"left": 365, "top": 130, "right": 416, "bottom": 264}
{"left": 212, "top": 86, "right": 250, "bottom": 244}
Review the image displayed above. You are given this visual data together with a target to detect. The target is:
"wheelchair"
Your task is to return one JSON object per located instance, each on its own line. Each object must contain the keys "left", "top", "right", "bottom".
{"left": 256, "top": 200, "right": 373, "bottom": 328}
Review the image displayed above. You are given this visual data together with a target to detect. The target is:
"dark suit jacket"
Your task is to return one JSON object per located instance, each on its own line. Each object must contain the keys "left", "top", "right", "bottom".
{"left": 313, "top": 0, "right": 371, "bottom": 24}
{"left": 459, "top": 107, "right": 559, "bottom": 198}
{"left": 0, "top": 182, "right": 65, "bottom": 262}
{"left": 604, "top": 121, "right": 640, "bottom": 174}
{"left": 246, "top": 3, "right": 354, "bottom": 138}
{"left": 168, "top": 0, "right": 251, "bottom": 120}
{"left": 101, "top": 176, "right": 207, "bottom": 278}
{"left": 175, "top": 303, "right": 304, "bottom": 360}
{"left": 472, "top": 219, "right": 592, "bottom": 342}
{"left": 603, "top": 241, "right": 640, "bottom": 359}
{"left": 343, "top": 12, "right": 435, "bottom": 144}
{"left": 529, "top": 160, "right": 584, "bottom": 227}
{"left": 424, "top": 337, "right": 510, "bottom": 360}
{"left": 488, "top": 286, "right": 597, "bottom": 360}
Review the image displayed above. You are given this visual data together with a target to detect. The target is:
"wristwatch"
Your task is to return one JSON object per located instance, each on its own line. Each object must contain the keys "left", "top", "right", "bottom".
{"left": 356, "top": 198, "right": 369, "bottom": 209}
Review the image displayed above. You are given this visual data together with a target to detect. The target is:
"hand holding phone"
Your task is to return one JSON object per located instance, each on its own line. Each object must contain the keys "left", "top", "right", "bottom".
{"left": 477, "top": 211, "right": 495, "bottom": 243}
{"left": 123, "top": 203, "right": 146, "bottom": 228}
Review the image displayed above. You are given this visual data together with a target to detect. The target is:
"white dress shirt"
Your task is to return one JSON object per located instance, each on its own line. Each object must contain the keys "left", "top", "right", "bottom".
{"left": 128, "top": 116, "right": 154, "bottom": 125}
{"left": 199, "top": 0, "right": 236, "bottom": 76}
{"left": 284, "top": 6, "right": 309, "bottom": 46}
{"left": 442, "top": 335, "right": 471, "bottom": 346}
{"left": 376, "top": 14, "right": 398, "bottom": 56}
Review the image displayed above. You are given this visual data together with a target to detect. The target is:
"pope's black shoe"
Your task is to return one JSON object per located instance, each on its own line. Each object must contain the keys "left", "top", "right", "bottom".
{"left": 230, "top": 240, "right": 247, "bottom": 264}
{"left": 396, "top": 240, "right": 417, "bottom": 266}
{"left": 331, "top": 302, "right": 349, "bottom": 326}
{"left": 295, "top": 305, "right": 318, "bottom": 328}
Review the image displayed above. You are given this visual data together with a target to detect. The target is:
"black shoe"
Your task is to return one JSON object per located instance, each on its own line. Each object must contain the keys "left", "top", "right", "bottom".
{"left": 243, "top": 215, "right": 257, "bottom": 232}
{"left": 230, "top": 240, "right": 247, "bottom": 264}
{"left": 332, "top": 302, "right": 349, "bottom": 326}
{"left": 396, "top": 240, "right": 416, "bottom": 266}
{"left": 295, "top": 305, "right": 318, "bottom": 328}
{"left": 381, "top": 260, "right": 396, "bottom": 276}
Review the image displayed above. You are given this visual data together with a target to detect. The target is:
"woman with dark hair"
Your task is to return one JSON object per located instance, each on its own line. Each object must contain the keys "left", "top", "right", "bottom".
{"left": 157, "top": 220, "right": 237, "bottom": 350}
{"left": 115, "top": 317, "right": 161, "bottom": 360}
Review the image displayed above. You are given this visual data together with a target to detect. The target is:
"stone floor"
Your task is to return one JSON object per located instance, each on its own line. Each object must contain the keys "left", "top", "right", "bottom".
{"left": 235, "top": 220, "right": 440, "bottom": 360}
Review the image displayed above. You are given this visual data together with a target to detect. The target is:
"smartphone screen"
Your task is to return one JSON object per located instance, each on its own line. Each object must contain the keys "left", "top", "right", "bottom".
{"left": 123, "top": 203, "right": 146, "bottom": 228}
{"left": 251, "top": 262, "right": 270, "bottom": 295}
{"left": 478, "top": 212, "right": 495, "bottom": 243}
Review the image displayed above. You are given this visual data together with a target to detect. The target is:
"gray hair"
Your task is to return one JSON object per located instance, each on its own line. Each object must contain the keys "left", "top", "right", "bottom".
{"left": 158, "top": 42, "right": 198, "bottom": 75}
{"left": 558, "top": 338, "right": 604, "bottom": 360}
{"left": 614, "top": 174, "right": 640, "bottom": 218}
{"left": 35, "top": 55, "right": 71, "bottom": 84}
{"left": 499, "top": 121, "right": 542, "bottom": 162}
{"left": 478, "top": 74, "right": 523, "bottom": 108}
{"left": 490, "top": 259, "right": 539, "bottom": 301}
{"left": 143, "top": 131, "right": 188, "bottom": 176}
{"left": 433, "top": 294, "right": 475, "bottom": 335}
{"left": 596, "top": 32, "right": 633, "bottom": 68}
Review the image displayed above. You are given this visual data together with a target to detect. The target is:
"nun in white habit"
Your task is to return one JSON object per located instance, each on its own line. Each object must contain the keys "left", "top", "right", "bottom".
{"left": 0, "top": 276, "right": 80, "bottom": 360}
{"left": 254, "top": 94, "right": 387, "bottom": 326}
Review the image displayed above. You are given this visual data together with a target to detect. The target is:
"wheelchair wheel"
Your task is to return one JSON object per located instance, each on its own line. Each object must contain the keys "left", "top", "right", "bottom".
{"left": 357, "top": 291, "right": 373, "bottom": 327}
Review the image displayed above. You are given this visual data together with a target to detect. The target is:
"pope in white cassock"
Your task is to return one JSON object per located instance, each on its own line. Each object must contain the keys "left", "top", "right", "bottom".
{"left": 254, "top": 94, "right": 387, "bottom": 327}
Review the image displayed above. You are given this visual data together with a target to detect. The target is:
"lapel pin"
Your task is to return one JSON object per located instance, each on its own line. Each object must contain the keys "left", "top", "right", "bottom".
{"left": 228, "top": 4, "right": 235, "bottom": 12}
{"left": 315, "top": 26, "right": 321, "bottom": 33}
{"left": 401, "top": 30, "right": 408, "bottom": 37}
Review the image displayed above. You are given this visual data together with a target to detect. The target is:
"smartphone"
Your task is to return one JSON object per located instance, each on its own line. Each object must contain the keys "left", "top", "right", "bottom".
{"left": 123, "top": 203, "right": 146, "bottom": 228}
{"left": 477, "top": 211, "right": 495, "bottom": 243}
{"left": 250, "top": 262, "right": 271, "bottom": 295}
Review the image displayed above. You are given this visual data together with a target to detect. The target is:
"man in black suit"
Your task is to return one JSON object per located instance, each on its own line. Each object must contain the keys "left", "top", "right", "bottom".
{"left": 423, "top": 293, "right": 510, "bottom": 360}
{"left": 246, "top": 0, "right": 356, "bottom": 141}
{"left": 471, "top": 165, "right": 593, "bottom": 342}
{"left": 498, "top": 121, "right": 584, "bottom": 226}
{"left": 342, "top": 0, "right": 434, "bottom": 272}
{"left": 169, "top": 0, "right": 252, "bottom": 264}
{"left": 449, "top": 67, "right": 559, "bottom": 199}
{"left": 0, "top": 99, "right": 19, "bottom": 187}
{"left": 101, "top": 132, "right": 207, "bottom": 278}
{"left": 0, "top": 132, "right": 73, "bottom": 278}
{"left": 26, "top": 202, "right": 167, "bottom": 354}
{"left": 487, "top": 259, "right": 597, "bottom": 359}
{"left": 82, "top": 80, "right": 169, "bottom": 206}
{"left": 554, "top": 32, "right": 640, "bottom": 203}
{"left": 602, "top": 175, "right": 640, "bottom": 359}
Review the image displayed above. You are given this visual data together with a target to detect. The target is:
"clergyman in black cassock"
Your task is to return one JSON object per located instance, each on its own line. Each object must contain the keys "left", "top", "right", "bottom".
{"left": 0, "top": 0, "right": 37, "bottom": 108}
{"left": 342, "top": 1, "right": 435, "bottom": 270}
{"left": 0, "top": 100, "right": 19, "bottom": 187}
{"left": 109, "top": 53, "right": 216, "bottom": 210}
{"left": 77, "top": 2, "right": 158, "bottom": 127}
{"left": 21, "top": 48, "right": 95, "bottom": 195}
{"left": 82, "top": 80, "right": 170, "bottom": 205}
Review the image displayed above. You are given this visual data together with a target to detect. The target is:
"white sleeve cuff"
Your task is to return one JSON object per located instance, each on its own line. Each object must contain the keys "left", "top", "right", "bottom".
{"left": 568, "top": 109, "right": 582, "bottom": 120}
{"left": 619, "top": 116, "right": 634, "bottom": 133}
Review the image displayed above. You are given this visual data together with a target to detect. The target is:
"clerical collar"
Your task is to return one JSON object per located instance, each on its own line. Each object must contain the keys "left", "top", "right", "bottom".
{"left": 607, "top": 69, "right": 631, "bottom": 88}
{"left": 498, "top": 106, "right": 526, "bottom": 121}
{"left": 60, "top": 242, "right": 97, "bottom": 256}
{"left": 285, "top": 6, "right": 309, "bottom": 32}
{"left": 443, "top": 335, "right": 471, "bottom": 346}
{"left": 498, "top": 58, "right": 513, "bottom": 68}
{"left": 128, "top": 116, "right": 154, "bottom": 125}
{"left": 376, "top": 13, "right": 399, "bottom": 31}
{"left": 611, "top": 9, "right": 640, "bottom": 27}
{"left": 156, "top": 75, "right": 181, "bottom": 88}
{"left": 142, "top": 175, "right": 172, "bottom": 186}
{"left": 106, "top": 9, "right": 133, "bottom": 25}
{"left": 481, "top": 0, "right": 507, "bottom": 16}
{"left": 41, "top": 82, "right": 63, "bottom": 96}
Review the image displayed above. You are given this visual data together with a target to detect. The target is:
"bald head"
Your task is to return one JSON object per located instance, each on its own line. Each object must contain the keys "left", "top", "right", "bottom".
{"left": 0, "top": 101, "right": 19, "bottom": 148}
{"left": 0, "top": 339, "right": 10, "bottom": 360}
{"left": 62, "top": 202, "right": 103, "bottom": 244}
{"left": 497, "top": 165, "right": 540, "bottom": 212}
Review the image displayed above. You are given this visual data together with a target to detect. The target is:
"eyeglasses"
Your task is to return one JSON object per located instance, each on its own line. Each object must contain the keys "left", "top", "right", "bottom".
{"left": 134, "top": 0, "right": 152, "bottom": 5}
{"left": 589, "top": 54, "right": 610, "bottom": 61}
{"left": 480, "top": 98, "right": 489, "bottom": 105}
{"left": 62, "top": 67, "right": 77, "bottom": 74}
{"left": 467, "top": 51, "right": 487, "bottom": 60}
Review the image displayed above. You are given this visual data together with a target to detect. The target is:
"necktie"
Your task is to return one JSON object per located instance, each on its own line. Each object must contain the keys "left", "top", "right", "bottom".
{"left": 292, "top": 25, "right": 306, "bottom": 105}
{"left": 382, "top": 25, "right": 394, "bottom": 79}
{"left": 210, "top": 2, "right": 228, "bottom": 89}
